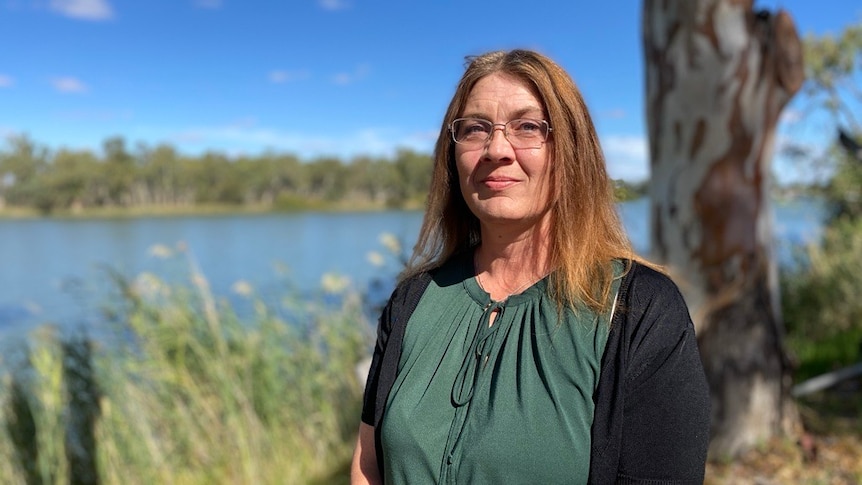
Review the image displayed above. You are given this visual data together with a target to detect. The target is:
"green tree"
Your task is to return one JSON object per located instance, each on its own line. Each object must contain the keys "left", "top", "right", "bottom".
{"left": 346, "top": 156, "right": 396, "bottom": 204}
{"left": 389, "top": 149, "right": 432, "bottom": 207}
{"left": 0, "top": 133, "right": 444, "bottom": 212}
{"left": 802, "top": 21, "right": 862, "bottom": 133}
{"left": 40, "top": 149, "right": 100, "bottom": 212}
{"left": 101, "top": 136, "right": 137, "bottom": 207}
{"left": 0, "top": 135, "right": 50, "bottom": 207}
{"left": 136, "top": 144, "right": 189, "bottom": 206}
{"left": 191, "top": 152, "right": 244, "bottom": 205}
{"left": 612, "top": 179, "right": 648, "bottom": 202}
{"left": 305, "top": 157, "right": 347, "bottom": 202}
{"left": 235, "top": 152, "right": 305, "bottom": 206}
{"left": 802, "top": 21, "right": 862, "bottom": 221}
{"left": 780, "top": 20, "right": 862, "bottom": 382}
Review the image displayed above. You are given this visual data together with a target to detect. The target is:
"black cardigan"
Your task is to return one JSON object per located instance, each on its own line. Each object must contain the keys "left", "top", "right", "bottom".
{"left": 361, "top": 262, "right": 711, "bottom": 484}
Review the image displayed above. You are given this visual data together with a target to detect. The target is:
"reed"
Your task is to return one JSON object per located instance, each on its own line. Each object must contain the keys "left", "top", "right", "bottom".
{"left": 0, "top": 257, "right": 371, "bottom": 484}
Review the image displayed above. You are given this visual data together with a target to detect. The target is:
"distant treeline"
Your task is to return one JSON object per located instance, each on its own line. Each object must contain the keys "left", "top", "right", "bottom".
{"left": 0, "top": 135, "right": 648, "bottom": 215}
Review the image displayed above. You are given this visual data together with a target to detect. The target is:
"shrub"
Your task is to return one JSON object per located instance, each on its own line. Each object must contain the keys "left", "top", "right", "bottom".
{"left": 781, "top": 217, "right": 862, "bottom": 380}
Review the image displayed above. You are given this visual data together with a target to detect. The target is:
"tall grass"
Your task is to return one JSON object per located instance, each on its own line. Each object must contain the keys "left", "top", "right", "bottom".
{"left": 0, "top": 251, "right": 372, "bottom": 484}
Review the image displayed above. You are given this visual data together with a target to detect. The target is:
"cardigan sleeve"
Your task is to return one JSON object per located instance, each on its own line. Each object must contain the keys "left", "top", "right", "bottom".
{"left": 614, "top": 264, "right": 711, "bottom": 483}
{"left": 360, "top": 272, "right": 433, "bottom": 426}
{"left": 360, "top": 272, "right": 433, "bottom": 481}
{"left": 360, "top": 287, "right": 395, "bottom": 426}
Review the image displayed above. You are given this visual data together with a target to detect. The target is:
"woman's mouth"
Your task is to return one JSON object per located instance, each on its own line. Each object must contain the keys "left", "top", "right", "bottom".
{"left": 481, "top": 176, "right": 519, "bottom": 190}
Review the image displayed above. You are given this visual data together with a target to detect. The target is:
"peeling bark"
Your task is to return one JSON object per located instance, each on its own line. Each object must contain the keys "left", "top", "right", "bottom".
{"left": 642, "top": 0, "right": 803, "bottom": 458}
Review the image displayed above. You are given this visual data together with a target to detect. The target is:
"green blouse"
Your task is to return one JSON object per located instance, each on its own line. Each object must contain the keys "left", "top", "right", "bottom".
{"left": 380, "top": 257, "right": 617, "bottom": 484}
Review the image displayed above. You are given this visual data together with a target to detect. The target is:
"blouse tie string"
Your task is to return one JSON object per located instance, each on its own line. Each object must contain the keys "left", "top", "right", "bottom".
{"left": 451, "top": 301, "right": 505, "bottom": 407}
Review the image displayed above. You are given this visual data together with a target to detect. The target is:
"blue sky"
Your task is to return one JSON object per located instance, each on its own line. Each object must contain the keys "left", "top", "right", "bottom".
{"left": 0, "top": 1, "right": 859, "bottom": 183}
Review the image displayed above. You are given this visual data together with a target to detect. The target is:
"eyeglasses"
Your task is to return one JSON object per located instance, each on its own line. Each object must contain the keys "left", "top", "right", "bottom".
{"left": 449, "top": 118, "right": 552, "bottom": 149}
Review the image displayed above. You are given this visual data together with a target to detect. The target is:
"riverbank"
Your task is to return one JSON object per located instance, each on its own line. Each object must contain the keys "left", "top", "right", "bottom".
{"left": 0, "top": 190, "right": 816, "bottom": 220}
{"left": 0, "top": 198, "right": 428, "bottom": 220}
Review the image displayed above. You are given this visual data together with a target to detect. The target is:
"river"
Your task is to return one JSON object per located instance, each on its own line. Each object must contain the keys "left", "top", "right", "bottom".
{"left": 0, "top": 197, "right": 827, "bottom": 340}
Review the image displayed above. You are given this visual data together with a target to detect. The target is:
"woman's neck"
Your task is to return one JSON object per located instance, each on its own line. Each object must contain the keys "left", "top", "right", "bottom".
{"left": 474, "top": 221, "right": 552, "bottom": 301}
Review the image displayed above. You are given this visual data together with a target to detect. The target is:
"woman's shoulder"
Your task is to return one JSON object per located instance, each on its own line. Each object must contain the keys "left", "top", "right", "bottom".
{"left": 617, "top": 260, "right": 695, "bottom": 337}
{"left": 623, "top": 260, "right": 687, "bottom": 304}
{"left": 390, "top": 271, "right": 434, "bottom": 307}
{"left": 397, "top": 251, "right": 473, "bottom": 291}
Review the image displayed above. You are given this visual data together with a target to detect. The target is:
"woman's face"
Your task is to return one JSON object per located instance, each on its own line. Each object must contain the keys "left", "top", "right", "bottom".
{"left": 455, "top": 72, "right": 553, "bottom": 231}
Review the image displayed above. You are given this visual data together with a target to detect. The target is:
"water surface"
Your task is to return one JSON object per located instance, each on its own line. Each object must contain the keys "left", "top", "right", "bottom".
{"left": 0, "top": 198, "right": 826, "bottom": 339}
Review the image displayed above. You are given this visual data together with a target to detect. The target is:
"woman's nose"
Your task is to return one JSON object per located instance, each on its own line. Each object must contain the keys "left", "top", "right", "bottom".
{"left": 483, "top": 126, "right": 515, "bottom": 160}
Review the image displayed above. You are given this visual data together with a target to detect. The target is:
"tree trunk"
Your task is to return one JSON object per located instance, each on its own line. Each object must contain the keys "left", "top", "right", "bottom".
{"left": 642, "top": 0, "right": 804, "bottom": 458}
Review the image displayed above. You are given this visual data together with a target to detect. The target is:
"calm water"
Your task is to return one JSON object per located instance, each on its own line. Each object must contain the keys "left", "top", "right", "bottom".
{"left": 0, "top": 198, "right": 826, "bottom": 339}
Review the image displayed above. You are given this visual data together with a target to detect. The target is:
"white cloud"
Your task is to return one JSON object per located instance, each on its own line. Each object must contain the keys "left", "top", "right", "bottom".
{"left": 602, "top": 108, "right": 627, "bottom": 120}
{"left": 53, "top": 109, "right": 133, "bottom": 121}
{"left": 49, "top": 0, "right": 114, "bottom": 21}
{"left": 51, "top": 76, "right": 88, "bottom": 93}
{"left": 602, "top": 134, "right": 650, "bottom": 182}
{"left": 166, "top": 122, "right": 434, "bottom": 160}
{"left": 193, "top": 0, "right": 223, "bottom": 9}
{"left": 332, "top": 73, "right": 352, "bottom": 85}
{"left": 0, "top": 75, "right": 13, "bottom": 88}
{"left": 0, "top": 126, "right": 18, "bottom": 138}
{"left": 778, "top": 108, "right": 802, "bottom": 124}
{"left": 332, "top": 64, "right": 370, "bottom": 86}
{"left": 318, "top": 0, "right": 350, "bottom": 11}
{"left": 269, "top": 69, "right": 311, "bottom": 84}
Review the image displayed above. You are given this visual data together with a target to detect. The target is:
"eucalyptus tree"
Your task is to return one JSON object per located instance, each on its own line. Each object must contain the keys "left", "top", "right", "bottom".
{"left": 803, "top": 20, "right": 862, "bottom": 134}
{"left": 305, "top": 157, "right": 348, "bottom": 202}
{"left": 193, "top": 151, "right": 244, "bottom": 205}
{"left": 102, "top": 136, "right": 137, "bottom": 207}
{"left": 236, "top": 152, "right": 306, "bottom": 206}
{"left": 345, "top": 155, "right": 397, "bottom": 205}
{"left": 390, "top": 148, "right": 433, "bottom": 207}
{"left": 41, "top": 149, "right": 100, "bottom": 212}
{"left": 643, "top": 0, "right": 804, "bottom": 458}
{"left": 802, "top": 20, "right": 862, "bottom": 221}
{"left": 0, "top": 135, "right": 50, "bottom": 207}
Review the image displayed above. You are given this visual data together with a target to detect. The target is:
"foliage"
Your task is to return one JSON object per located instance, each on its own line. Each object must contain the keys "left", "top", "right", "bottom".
{"left": 781, "top": 217, "right": 862, "bottom": 381}
{"left": 0, "top": 136, "right": 434, "bottom": 215}
{"left": 793, "top": 19, "right": 862, "bottom": 220}
{"left": 613, "top": 178, "right": 649, "bottom": 202}
{"left": 802, "top": 21, "right": 862, "bottom": 132}
{"left": 0, "top": 252, "right": 371, "bottom": 484}
{"left": 0, "top": 134, "right": 647, "bottom": 216}
{"left": 823, "top": 142, "right": 862, "bottom": 222}
{"left": 780, "top": 20, "right": 862, "bottom": 382}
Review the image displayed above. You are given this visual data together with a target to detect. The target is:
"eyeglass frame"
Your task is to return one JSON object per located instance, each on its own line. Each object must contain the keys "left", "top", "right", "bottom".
{"left": 448, "top": 117, "right": 553, "bottom": 149}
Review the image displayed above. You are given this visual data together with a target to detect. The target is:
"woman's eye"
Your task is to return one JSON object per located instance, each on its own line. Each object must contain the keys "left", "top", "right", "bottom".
{"left": 462, "top": 121, "right": 490, "bottom": 135}
{"left": 513, "top": 120, "right": 541, "bottom": 132}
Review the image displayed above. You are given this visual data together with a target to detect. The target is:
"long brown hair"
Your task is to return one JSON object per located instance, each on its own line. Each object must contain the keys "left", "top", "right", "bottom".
{"left": 403, "top": 49, "right": 637, "bottom": 312}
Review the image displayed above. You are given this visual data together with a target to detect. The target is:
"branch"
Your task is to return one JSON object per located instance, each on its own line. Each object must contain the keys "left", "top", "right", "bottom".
{"left": 792, "top": 361, "right": 862, "bottom": 396}
{"left": 838, "top": 128, "right": 862, "bottom": 163}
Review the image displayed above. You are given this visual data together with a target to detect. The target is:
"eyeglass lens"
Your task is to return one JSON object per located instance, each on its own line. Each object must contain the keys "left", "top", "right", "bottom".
{"left": 451, "top": 118, "right": 549, "bottom": 148}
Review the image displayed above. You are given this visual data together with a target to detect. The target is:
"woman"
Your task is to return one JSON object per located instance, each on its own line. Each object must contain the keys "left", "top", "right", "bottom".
{"left": 352, "top": 49, "right": 710, "bottom": 484}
